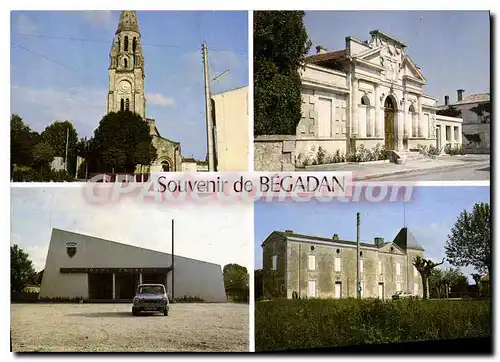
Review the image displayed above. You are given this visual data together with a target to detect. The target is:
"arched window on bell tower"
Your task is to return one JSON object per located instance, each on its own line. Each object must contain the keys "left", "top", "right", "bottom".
{"left": 124, "top": 36, "right": 129, "bottom": 51}
{"left": 124, "top": 58, "right": 128, "bottom": 69}
{"left": 125, "top": 98, "right": 130, "bottom": 111}
{"left": 133, "top": 37, "right": 137, "bottom": 52}
{"left": 118, "top": 37, "right": 121, "bottom": 51}
{"left": 120, "top": 98, "right": 124, "bottom": 111}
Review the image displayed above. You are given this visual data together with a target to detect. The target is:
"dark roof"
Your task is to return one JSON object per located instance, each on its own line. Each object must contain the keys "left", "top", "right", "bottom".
{"left": 393, "top": 227, "right": 424, "bottom": 251}
{"left": 305, "top": 49, "right": 347, "bottom": 67}
{"left": 273, "top": 230, "right": 378, "bottom": 249}
{"left": 266, "top": 227, "right": 424, "bottom": 251}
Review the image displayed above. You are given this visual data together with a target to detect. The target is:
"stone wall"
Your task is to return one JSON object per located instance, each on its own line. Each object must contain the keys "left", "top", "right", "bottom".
{"left": 254, "top": 135, "right": 296, "bottom": 171}
{"left": 463, "top": 123, "right": 490, "bottom": 154}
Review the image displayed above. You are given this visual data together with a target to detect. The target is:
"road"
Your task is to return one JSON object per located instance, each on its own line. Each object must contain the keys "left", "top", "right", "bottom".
{"left": 11, "top": 303, "right": 249, "bottom": 352}
{"left": 373, "top": 163, "right": 490, "bottom": 181}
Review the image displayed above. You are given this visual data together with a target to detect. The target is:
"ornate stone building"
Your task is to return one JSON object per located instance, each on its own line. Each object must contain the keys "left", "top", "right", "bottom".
{"left": 107, "top": 11, "right": 182, "bottom": 172}
{"left": 295, "top": 30, "right": 462, "bottom": 164}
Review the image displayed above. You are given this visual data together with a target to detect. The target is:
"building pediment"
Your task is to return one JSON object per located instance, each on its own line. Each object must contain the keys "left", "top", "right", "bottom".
{"left": 379, "top": 242, "right": 405, "bottom": 255}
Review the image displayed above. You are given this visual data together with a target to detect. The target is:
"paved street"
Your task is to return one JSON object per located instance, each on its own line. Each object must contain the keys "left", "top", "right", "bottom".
{"left": 374, "top": 163, "right": 490, "bottom": 181}
{"left": 305, "top": 154, "right": 490, "bottom": 182}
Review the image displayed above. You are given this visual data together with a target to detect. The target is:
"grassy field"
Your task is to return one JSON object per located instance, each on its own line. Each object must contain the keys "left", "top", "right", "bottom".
{"left": 255, "top": 298, "right": 491, "bottom": 352}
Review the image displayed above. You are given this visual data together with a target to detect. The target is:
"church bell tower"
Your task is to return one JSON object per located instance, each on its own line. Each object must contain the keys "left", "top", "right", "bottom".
{"left": 107, "top": 11, "right": 146, "bottom": 120}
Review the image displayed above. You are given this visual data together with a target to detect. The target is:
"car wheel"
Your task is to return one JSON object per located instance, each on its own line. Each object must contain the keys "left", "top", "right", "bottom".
{"left": 164, "top": 307, "right": 169, "bottom": 316}
{"left": 132, "top": 307, "right": 137, "bottom": 316}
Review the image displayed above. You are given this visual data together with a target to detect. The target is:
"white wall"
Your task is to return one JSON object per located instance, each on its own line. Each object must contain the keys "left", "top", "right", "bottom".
{"left": 40, "top": 229, "right": 227, "bottom": 302}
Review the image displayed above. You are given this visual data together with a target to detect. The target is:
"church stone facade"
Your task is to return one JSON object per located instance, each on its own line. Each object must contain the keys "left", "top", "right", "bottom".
{"left": 107, "top": 11, "right": 182, "bottom": 172}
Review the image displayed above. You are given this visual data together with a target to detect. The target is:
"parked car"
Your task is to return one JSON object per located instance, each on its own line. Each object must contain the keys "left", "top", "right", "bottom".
{"left": 132, "top": 284, "right": 169, "bottom": 316}
{"left": 392, "top": 291, "right": 418, "bottom": 300}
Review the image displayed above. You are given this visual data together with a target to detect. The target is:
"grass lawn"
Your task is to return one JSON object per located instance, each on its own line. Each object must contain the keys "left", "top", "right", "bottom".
{"left": 255, "top": 298, "right": 491, "bottom": 352}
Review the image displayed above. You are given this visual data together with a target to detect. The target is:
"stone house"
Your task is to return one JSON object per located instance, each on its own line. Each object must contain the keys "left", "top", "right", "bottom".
{"left": 261, "top": 227, "right": 424, "bottom": 300}
{"left": 437, "top": 90, "right": 490, "bottom": 154}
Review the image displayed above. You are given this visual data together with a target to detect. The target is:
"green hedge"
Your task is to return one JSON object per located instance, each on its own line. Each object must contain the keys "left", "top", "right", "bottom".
{"left": 11, "top": 169, "right": 74, "bottom": 182}
{"left": 255, "top": 298, "right": 491, "bottom": 351}
{"left": 172, "top": 296, "right": 204, "bottom": 303}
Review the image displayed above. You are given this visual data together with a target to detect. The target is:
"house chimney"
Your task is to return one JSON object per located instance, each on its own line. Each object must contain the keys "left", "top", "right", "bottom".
{"left": 444, "top": 95, "right": 449, "bottom": 106}
{"left": 285, "top": 230, "right": 294, "bottom": 234}
{"left": 374, "top": 237, "right": 384, "bottom": 247}
{"left": 316, "top": 45, "right": 327, "bottom": 54}
{"left": 457, "top": 89, "right": 465, "bottom": 102}
{"left": 332, "top": 234, "right": 339, "bottom": 241}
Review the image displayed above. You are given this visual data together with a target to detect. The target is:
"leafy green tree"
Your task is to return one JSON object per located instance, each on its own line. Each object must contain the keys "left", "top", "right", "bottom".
{"left": 11, "top": 245, "right": 37, "bottom": 293}
{"left": 470, "top": 102, "right": 491, "bottom": 123}
{"left": 445, "top": 202, "right": 491, "bottom": 277}
{"left": 32, "top": 142, "right": 56, "bottom": 173}
{"left": 254, "top": 269, "right": 263, "bottom": 300}
{"left": 41, "top": 121, "right": 78, "bottom": 175}
{"left": 442, "top": 267, "right": 468, "bottom": 298}
{"left": 223, "top": 264, "right": 249, "bottom": 302}
{"left": 254, "top": 11, "right": 311, "bottom": 136}
{"left": 10, "top": 114, "right": 40, "bottom": 171}
{"left": 93, "top": 111, "right": 157, "bottom": 173}
{"left": 413, "top": 256, "right": 445, "bottom": 299}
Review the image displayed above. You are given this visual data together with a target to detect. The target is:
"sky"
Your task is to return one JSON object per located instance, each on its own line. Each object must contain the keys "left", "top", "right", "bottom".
{"left": 11, "top": 186, "right": 253, "bottom": 272}
{"left": 304, "top": 11, "right": 490, "bottom": 104}
{"left": 254, "top": 186, "right": 490, "bottom": 280}
{"left": 10, "top": 11, "right": 248, "bottom": 160}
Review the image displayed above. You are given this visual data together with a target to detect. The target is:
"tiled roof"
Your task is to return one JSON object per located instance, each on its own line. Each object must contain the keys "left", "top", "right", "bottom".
{"left": 455, "top": 93, "right": 490, "bottom": 105}
{"left": 276, "top": 230, "right": 377, "bottom": 248}
{"left": 305, "top": 49, "right": 347, "bottom": 65}
{"left": 271, "top": 227, "right": 424, "bottom": 251}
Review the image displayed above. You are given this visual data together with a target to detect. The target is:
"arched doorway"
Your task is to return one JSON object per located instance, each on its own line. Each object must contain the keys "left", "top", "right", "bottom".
{"left": 384, "top": 96, "right": 397, "bottom": 150}
{"left": 162, "top": 161, "right": 171, "bottom": 172}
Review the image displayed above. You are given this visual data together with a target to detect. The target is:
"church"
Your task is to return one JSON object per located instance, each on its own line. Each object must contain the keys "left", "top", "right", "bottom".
{"left": 106, "top": 11, "right": 183, "bottom": 172}
{"left": 294, "top": 30, "right": 462, "bottom": 166}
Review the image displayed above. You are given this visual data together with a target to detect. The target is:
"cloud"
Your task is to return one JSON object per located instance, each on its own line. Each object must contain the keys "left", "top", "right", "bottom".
{"left": 146, "top": 92, "right": 176, "bottom": 107}
{"left": 10, "top": 85, "right": 107, "bottom": 136}
{"left": 82, "top": 11, "right": 114, "bottom": 31}
{"left": 15, "top": 14, "right": 37, "bottom": 34}
{"left": 11, "top": 187, "right": 253, "bottom": 271}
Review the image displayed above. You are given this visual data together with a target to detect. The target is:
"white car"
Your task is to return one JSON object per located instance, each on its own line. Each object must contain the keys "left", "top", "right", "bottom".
{"left": 392, "top": 291, "right": 418, "bottom": 300}
{"left": 132, "top": 284, "right": 170, "bottom": 316}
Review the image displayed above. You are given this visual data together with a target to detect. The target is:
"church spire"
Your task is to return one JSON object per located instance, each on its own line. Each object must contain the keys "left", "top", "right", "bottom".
{"left": 116, "top": 11, "right": 140, "bottom": 35}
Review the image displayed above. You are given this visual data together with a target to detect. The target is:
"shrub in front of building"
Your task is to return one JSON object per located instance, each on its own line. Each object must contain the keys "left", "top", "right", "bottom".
{"left": 255, "top": 298, "right": 491, "bottom": 351}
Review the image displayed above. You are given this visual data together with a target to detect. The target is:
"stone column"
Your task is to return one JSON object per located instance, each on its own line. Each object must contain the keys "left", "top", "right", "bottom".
{"left": 417, "top": 96, "right": 423, "bottom": 137}
{"left": 359, "top": 106, "right": 367, "bottom": 137}
{"left": 352, "top": 78, "right": 359, "bottom": 135}
{"left": 374, "top": 85, "right": 382, "bottom": 137}
{"left": 458, "top": 124, "right": 463, "bottom": 146}
{"left": 397, "top": 109, "right": 404, "bottom": 151}
{"left": 370, "top": 107, "right": 376, "bottom": 137}
{"left": 112, "top": 273, "right": 116, "bottom": 300}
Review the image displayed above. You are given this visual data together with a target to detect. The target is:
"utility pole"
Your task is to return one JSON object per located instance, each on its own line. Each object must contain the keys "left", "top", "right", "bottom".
{"left": 65, "top": 128, "right": 69, "bottom": 172}
{"left": 202, "top": 43, "right": 216, "bottom": 172}
{"left": 356, "top": 212, "right": 361, "bottom": 299}
{"left": 171, "top": 219, "right": 175, "bottom": 302}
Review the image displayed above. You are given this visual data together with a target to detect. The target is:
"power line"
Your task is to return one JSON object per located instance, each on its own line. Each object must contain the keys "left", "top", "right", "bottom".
{"left": 11, "top": 42, "right": 78, "bottom": 72}
{"left": 13, "top": 33, "right": 248, "bottom": 54}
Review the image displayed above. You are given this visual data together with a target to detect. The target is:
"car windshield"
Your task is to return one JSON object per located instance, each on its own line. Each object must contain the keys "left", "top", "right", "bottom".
{"left": 138, "top": 286, "right": 164, "bottom": 294}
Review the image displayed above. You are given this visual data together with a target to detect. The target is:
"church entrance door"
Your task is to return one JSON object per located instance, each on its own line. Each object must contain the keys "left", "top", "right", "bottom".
{"left": 384, "top": 96, "right": 396, "bottom": 150}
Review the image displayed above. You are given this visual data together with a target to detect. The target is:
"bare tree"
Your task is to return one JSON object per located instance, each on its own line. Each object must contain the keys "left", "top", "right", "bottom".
{"left": 413, "top": 256, "right": 445, "bottom": 299}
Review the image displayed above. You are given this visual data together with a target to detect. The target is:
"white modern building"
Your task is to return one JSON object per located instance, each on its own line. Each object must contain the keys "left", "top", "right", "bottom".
{"left": 39, "top": 229, "right": 227, "bottom": 302}
{"left": 212, "top": 86, "right": 250, "bottom": 172}
{"left": 295, "top": 30, "right": 463, "bottom": 164}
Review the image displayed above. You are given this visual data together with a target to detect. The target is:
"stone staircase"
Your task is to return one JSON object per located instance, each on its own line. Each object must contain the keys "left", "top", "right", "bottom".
{"left": 392, "top": 150, "right": 427, "bottom": 165}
